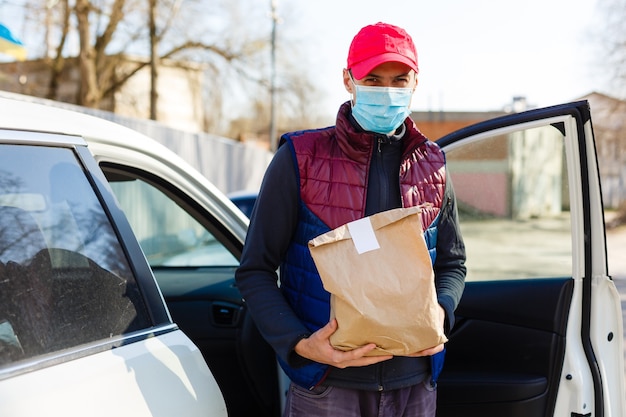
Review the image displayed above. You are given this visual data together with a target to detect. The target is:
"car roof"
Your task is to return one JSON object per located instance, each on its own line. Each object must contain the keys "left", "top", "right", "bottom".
{"left": 0, "top": 95, "right": 157, "bottom": 148}
{"left": 0, "top": 93, "right": 249, "bottom": 234}
{"left": 0, "top": 94, "right": 214, "bottom": 192}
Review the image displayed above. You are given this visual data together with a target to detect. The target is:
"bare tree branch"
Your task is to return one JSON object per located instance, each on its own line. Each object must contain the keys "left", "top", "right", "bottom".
{"left": 46, "top": 0, "right": 71, "bottom": 100}
{"left": 74, "top": 0, "right": 99, "bottom": 107}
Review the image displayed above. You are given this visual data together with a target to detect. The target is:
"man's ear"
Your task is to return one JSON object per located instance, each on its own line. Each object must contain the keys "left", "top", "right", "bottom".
{"left": 343, "top": 69, "right": 354, "bottom": 94}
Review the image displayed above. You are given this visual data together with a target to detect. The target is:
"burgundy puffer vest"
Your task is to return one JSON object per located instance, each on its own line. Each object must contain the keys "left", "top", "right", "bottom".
{"left": 293, "top": 102, "right": 445, "bottom": 230}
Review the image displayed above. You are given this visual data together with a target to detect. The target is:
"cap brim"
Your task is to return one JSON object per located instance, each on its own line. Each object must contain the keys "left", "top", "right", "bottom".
{"left": 350, "top": 52, "right": 418, "bottom": 80}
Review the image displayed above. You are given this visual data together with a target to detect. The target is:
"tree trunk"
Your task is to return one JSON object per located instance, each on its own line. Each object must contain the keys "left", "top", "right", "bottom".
{"left": 75, "top": 0, "right": 100, "bottom": 108}
{"left": 149, "top": 0, "right": 158, "bottom": 120}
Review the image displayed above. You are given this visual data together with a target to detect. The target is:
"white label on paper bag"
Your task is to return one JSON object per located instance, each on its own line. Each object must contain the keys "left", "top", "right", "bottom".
{"left": 347, "top": 217, "right": 380, "bottom": 254}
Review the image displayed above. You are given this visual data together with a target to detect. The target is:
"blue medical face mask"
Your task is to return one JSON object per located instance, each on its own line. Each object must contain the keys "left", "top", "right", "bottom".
{"left": 350, "top": 79, "right": 414, "bottom": 135}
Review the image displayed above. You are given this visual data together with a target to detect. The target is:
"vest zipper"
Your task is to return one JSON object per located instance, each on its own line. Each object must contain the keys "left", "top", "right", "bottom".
{"left": 375, "top": 137, "right": 390, "bottom": 210}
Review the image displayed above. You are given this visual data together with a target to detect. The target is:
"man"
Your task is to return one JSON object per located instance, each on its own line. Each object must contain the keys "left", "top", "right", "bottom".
{"left": 235, "top": 22, "right": 466, "bottom": 417}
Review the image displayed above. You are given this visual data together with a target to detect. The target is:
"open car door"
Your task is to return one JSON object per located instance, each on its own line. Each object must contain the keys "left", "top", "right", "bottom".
{"left": 435, "top": 100, "right": 625, "bottom": 417}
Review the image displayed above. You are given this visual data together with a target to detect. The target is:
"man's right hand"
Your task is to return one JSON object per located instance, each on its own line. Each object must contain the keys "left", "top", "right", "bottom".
{"left": 294, "top": 319, "right": 393, "bottom": 368}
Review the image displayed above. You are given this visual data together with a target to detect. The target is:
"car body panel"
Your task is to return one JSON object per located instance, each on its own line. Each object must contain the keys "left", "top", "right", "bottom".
{"left": 0, "top": 330, "right": 226, "bottom": 416}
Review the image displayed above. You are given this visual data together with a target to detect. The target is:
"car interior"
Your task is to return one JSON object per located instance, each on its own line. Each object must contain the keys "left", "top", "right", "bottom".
{"left": 102, "top": 165, "right": 282, "bottom": 417}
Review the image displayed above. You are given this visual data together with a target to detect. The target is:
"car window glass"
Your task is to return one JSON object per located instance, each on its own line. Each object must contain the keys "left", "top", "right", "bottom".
{"left": 0, "top": 145, "right": 150, "bottom": 367}
{"left": 445, "top": 124, "right": 572, "bottom": 281}
{"left": 108, "top": 176, "right": 239, "bottom": 267}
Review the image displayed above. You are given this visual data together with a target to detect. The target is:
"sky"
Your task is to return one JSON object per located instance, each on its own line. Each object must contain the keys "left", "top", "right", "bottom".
{"left": 285, "top": 0, "right": 608, "bottom": 117}
{"left": 0, "top": 0, "right": 610, "bottom": 121}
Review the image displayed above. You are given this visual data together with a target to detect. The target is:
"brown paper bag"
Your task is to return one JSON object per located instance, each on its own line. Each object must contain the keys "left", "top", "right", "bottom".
{"left": 308, "top": 206, "right": 447, "bottom": 356}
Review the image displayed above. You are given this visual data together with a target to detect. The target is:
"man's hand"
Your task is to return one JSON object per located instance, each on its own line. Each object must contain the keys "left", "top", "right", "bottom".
{"left": 294, "top": 319, "right": 392, "bottom": 368}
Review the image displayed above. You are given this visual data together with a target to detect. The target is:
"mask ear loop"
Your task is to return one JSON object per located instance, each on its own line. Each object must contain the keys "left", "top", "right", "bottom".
{"left": 348, "top": 71, "right": 357, "bottom": 107}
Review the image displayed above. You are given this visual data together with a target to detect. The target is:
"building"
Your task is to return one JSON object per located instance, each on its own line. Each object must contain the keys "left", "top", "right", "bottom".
{"left": 0, "top": 56, "right": 205, "bottom": 133}
{"left": 411, "top": 109, "right": 507, "bottom": 140}
{"left": 581, "top": 92, "right": 626, "bottom": 210}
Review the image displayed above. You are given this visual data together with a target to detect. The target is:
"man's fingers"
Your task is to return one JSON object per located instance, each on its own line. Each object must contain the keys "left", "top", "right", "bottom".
{"left": 331, "top": 346, "right": 392, "bottom": 368}
{"left": 345, "top": 342, "right": 378, "bottom": 357}
{"left": 301, "top": 320, "right": 395, "bottom": 368}
{"left": 316, "top": 318, "right": 337, "bottom": 338}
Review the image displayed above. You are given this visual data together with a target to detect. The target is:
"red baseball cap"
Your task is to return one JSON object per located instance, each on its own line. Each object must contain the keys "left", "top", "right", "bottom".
{"left": 347, "top": 22, "right": 419, "bottom": 80}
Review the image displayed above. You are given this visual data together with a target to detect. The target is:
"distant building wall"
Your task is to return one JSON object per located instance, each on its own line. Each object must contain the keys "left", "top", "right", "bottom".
{"left": 412, "top": 109, "right": 513, "bottom": 217}
{"left": 112, "top": 61, "right": 205, "bottom": 132}
{"left": 414, "top": 96, "right": 626, "bottom": 212}
{"left": 0, "top": 56, "right": 205, "bottom": 133}
{"left": 411, "top": 110, "right": 506, "bottom": 140}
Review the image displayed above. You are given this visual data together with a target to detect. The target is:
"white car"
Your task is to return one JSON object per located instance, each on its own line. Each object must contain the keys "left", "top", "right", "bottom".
{"left": 0, "top": 98, "right": 231, "bottom": 416}
{"left": 0, "top": 96, "right": 623, "bottom": 417}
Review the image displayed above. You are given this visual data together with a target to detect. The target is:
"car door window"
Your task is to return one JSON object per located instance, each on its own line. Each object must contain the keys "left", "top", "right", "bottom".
{"left": 0, "top": 145, "right": 151, "bottom": 367}
{"left": 107, "top": 173, "right": 238, "bottom": 268}
{"left": 445, "top": 125, "right": 572, "bottom": 281}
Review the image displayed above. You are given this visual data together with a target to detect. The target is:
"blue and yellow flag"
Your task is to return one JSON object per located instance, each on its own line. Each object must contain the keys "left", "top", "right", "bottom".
{"left": 0, "top": 23, "right": 26, "bottom": 61}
